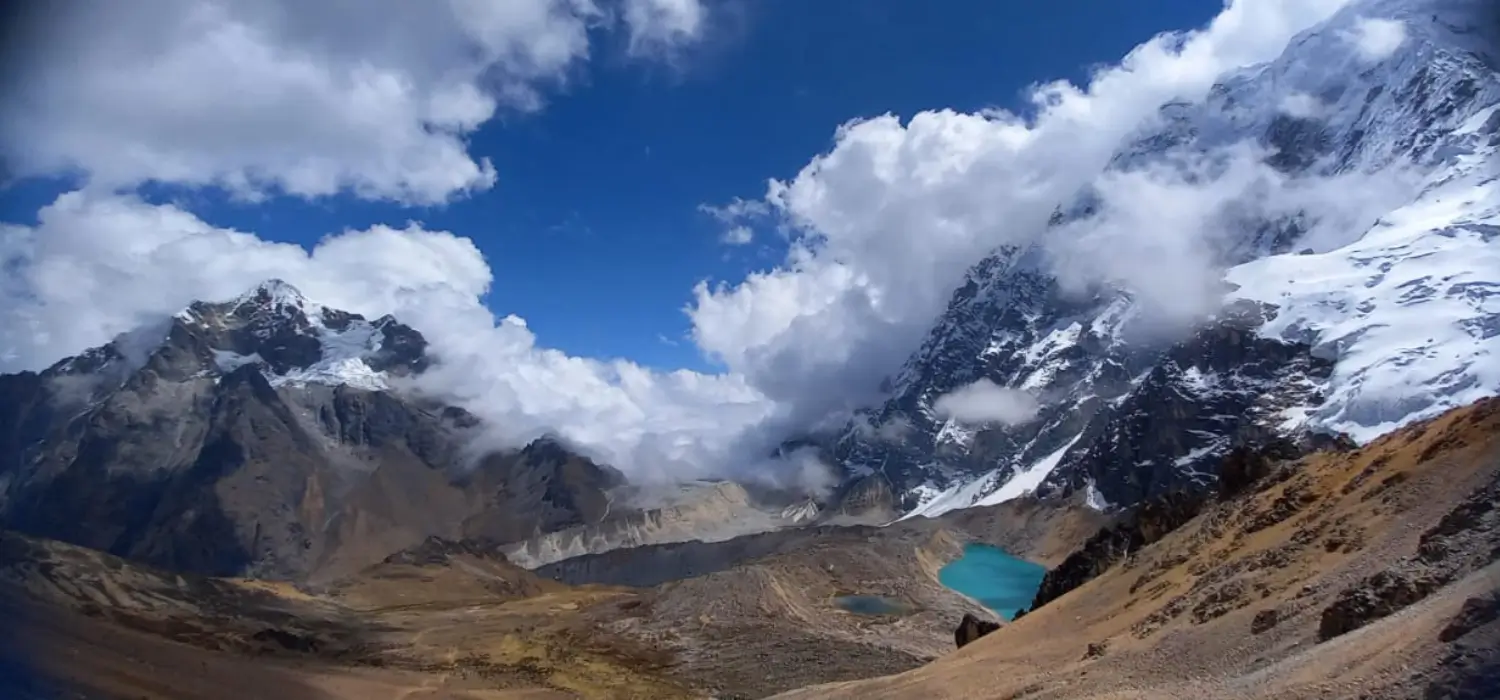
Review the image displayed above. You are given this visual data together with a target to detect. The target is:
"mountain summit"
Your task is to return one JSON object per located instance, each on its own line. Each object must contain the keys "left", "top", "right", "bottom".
{"left": 825, "top": 0, "right": 1500, "bottom": 518}
{"left": 0, "top": 281, "right": 618, "bottom": 581}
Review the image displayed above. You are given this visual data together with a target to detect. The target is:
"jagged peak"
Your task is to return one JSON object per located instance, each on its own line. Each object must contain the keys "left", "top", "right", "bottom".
{"left": 231, "top": 278, "right": 309, "bottom": 310}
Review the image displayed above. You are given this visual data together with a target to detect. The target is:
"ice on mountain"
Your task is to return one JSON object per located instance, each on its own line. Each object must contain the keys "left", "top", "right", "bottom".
{"left": 1083, "top": 479, "right": 1112, "bottom": 512}
{"left": 232, "top": 278, "right": 308, "bottom": 311}
{"left": 1229, "top": 149, "right": 1499, "bottom": 442}
{"left": 975, "top": 435, "right": 1082, "bottom": 508}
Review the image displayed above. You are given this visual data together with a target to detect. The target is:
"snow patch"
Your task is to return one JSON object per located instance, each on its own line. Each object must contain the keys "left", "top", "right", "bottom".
{"left": 976, "top": 435, "right": 1083, "bottom": 507}
{"left": 1084, "top": 479, "right": 1111, "bottom": 512}
{"left": 897, "top": 470, "right": 1003, "bottom": 521}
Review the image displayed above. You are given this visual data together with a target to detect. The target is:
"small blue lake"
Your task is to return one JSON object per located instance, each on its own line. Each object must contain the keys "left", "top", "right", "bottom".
{"left": 938, "top": 543, "right": 1047, "bottom": 621}
{"left": 833, "top": 594, "right": 911, "bottom": 616}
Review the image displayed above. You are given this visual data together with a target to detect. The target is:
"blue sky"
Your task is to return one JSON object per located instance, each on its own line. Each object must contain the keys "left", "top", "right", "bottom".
{"left": 1, "top": 0, "right": 1375, "bottom": 479}
{"left": 1, "top": 0, "right": 1220, "bottom": 372}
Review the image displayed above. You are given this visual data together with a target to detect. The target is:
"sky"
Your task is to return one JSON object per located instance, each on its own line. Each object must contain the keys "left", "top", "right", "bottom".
{"left": 1, "top": 0, "right": 1223, "bottom": 371}
{"left": 0, "top": 0, "right": 1384, "bottom": 490}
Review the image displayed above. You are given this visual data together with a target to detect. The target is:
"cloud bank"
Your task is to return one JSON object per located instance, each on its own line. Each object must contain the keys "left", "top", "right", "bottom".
{"left": 0, "top": 0, "right": 713, "bottom": 204}
{"left": 688, "top": 0, "right": 1356, "bottom": 430}
{"left": 3, "top": 0, "right": 1414, "bottom": 493}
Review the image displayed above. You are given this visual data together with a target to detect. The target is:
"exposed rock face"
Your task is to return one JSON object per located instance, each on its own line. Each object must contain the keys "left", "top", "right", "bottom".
{"left": 0, "top": 281, "right": 619, "bottom": 582}
{"left": 954, "top": 613, "right": 1000, "bottom": 649}
{"left": 1440, "top": 592, "right": 1500, "bottom": 643}
{"left": 1319, "top": 570, "right": 1443, "bottom": 640}
{"left": 830, "top": 473, "right": 899, "bottom": 523}
{"left": 1030, "top": 490, "right": 1209, "bottom": 612}
{"left": 500, "top": 480, "right": 790, "bottom": 569}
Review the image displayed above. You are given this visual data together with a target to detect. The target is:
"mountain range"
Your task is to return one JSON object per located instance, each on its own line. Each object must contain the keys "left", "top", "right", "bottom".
{"left": 0, "top": 280, "right": 627, "bottom": 581}
{"left": 1, "top": 0, "right": 1498, "bottom": 697}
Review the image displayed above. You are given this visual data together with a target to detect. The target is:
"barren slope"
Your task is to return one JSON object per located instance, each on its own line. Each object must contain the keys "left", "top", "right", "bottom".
{"left": 773, "top": 398, "right": 1500, "bottom": 700}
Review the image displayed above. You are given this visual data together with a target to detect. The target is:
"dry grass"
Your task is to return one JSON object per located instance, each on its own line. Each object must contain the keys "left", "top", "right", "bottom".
{"left": 773, "top": 399, "right": 1500, "bottom": 700}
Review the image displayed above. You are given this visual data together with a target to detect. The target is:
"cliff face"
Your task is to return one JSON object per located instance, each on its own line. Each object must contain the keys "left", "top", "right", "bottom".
{"left": 500, "top": 481, "right": 791, "bottom": 569}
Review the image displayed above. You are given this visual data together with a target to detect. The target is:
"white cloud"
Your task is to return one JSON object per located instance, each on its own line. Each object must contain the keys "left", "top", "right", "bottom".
{"left": 721, "top": 225, "right": 754, "bottom": 245}
{"left": 874, "top": 416, "right": 914, "bottom": 443}
{"left": 1344, "top": 17, "right": 1407, "bottom": 62}
{"left": 621, "top": 0, "right": 709, "bottom": 57}
{"left": 700, "top": 197, "right": 772, "bottom": 223}
{"left": 2, "top": 0, "right": 1403, "bottom": 496}
{"left": 687, "top": 0, "right": 1355, "bottom": 430}
{"left": 932, "top": 380, "right": 1039, "bottom": 427}
{"left": 1279, "top": 91, "right": 1326, "bottom": 118}
{"left": 700, "top": 197, "right": 772, "bottom": 245}
{"left": 0, "top": 0, "right": 708, "bottom": 205}
{"left": 0, "top": 190, "right": 774, "bottom": 487}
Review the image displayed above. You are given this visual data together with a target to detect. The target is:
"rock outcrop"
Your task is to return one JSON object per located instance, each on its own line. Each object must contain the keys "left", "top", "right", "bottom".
{"left": 1029, "top": 490, "right": 1208, "bottom": 612}
{"left": 954, "top": 613, "right": 1000, "bottom": 648}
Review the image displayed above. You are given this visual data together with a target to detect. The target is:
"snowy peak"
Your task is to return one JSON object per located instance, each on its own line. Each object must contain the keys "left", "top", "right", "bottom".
{"left": 827, "top": 0, "right": 1500, "bottom": 521}
{"left": 231, "top": 278, "right": 308, "bottom": 313}
{"left": 54, "top": 280, "right": 429, "bottom": 393}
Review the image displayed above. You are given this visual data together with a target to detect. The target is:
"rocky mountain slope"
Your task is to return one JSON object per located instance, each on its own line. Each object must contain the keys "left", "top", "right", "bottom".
{"left": 0, "top": 280, "right": 623, "bottom": 581}
{"left": 775, "top": 397, "right": 1500, "bottom": 700}
{"left": 501, "top": 480, "right": 800, "bottom": 569}
{"left": 828, "top": 0, "right": 1500, "bottom": 518}
{"left": 8, "top": 397, "right": 1496, "bottom": 700}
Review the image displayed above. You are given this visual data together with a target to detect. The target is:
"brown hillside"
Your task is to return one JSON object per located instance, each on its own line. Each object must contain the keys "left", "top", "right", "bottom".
{"left": 773, "top": 398, "right": 1500, "bottom": 700}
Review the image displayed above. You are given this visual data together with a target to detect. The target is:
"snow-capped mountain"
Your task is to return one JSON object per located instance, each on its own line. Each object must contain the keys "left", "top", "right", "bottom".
{"left": 0, "top": 280, "right": 620, "bottom": 581}
{"left": 833, "top": 0, "right": 1500, "bottom": 518}
{"left": 50, "top": 279, "right": 430, "bottom": 395}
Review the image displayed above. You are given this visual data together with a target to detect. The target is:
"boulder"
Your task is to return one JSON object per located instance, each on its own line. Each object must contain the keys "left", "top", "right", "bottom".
{"left": 954, "top": 613, "right": 1000, "bottom": 649}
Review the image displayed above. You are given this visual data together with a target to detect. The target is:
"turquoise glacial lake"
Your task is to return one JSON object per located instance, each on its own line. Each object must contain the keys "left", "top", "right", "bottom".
{"left": 938, "top": 543, "right": 1047, "bottom": 621}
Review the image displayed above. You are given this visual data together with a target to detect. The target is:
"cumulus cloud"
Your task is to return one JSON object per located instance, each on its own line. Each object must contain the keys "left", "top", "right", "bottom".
{"left": 720, "top": 225, "right": 754, "bottom": 245}
{"left": 1044, "top": 144, "right": 1419, "bottom": 331}
{"left": 700, "top": 197, "right": 772, "bottom": 245}
{"left": 687, "top": 0, "right": 1355, "bottom": 430}
{"left": 932, "top": 380, "right": 1040, "bottom": 427}
{"left": 622, "top": 0, "right": 709, "bottom": 57}
{"left": 2, "top": 0, "right": 1398, "bottom": 496}
{"left": 0, "top": 0, "right": 708, "bottom": 204}
{"left": 1344, "top": 17, "right": 1407, "bottom": 61}
{"left": 0, "top": 190, "right": 774, "bottom": 486}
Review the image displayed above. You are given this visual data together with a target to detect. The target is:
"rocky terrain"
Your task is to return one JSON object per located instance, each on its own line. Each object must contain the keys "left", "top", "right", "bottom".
{"left": 0, "top": 485, "right": 1100, "bottom": 699}
{"left": 775, "top": 397, "right": 1500, "bottom": 700}
{"left": 0, "top": 280, "right": 654, "bottom": 582}
{"left": 6, "top": 397, "right": 1496, "bottom": 700}
{"left": 501, "top": 480, "right": 798, "bottom": 569}
{"left": 0, "top": 0, "right": 1496, "bottom": 698}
